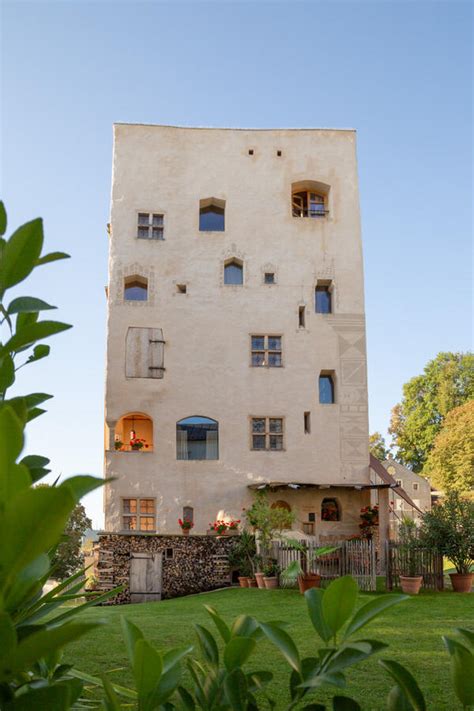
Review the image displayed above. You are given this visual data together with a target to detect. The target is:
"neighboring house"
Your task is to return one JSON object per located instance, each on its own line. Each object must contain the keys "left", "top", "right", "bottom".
{"left": 103, "top": 124, "right": 387, "bottom": 542}
{"left": 372, "top": 459, "right": 431, "bottom": 534}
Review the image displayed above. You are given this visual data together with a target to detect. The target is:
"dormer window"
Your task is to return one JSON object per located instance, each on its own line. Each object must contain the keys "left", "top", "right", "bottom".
{"left": 199, "top": 198, "right": 225, "bottom": 231}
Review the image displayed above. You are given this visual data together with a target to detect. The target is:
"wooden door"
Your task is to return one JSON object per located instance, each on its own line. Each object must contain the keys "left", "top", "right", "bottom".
{"left": 130, "top": 552, "right": 162, "bottom": 603}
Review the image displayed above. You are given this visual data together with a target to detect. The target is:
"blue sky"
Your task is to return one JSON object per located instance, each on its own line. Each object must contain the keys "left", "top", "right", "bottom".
{"left": 2, "top": 1, "right": 472, "bottom": 528}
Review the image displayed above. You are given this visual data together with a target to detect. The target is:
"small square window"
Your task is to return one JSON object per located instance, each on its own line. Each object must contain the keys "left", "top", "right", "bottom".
{"left": 122, "top": 497, "right": 155, "bottom": 531}
{"left": 248, "top": 149, "right": 254, "bottom": 155}
{"left": 137, "top": 212, "right": 164, "bottom": 240}
{"left": 176, "top": 284, "right": 187, "bottom": 294}
{"left": 251, "top": 335, "right": 282, "bottom": 367}
{"left": 251, "top": 417, "right": 284, "bottom": 451}
{"left": 308, "top": 512, "right": 316, "bottom": 523}
{"left": 413, "top": 483, "right": 419, "bottom": 491}
{"left": 264, "top": 272, "right": 275, "bottom": 284}
{"left": 165, "top": 548, "right": 174, "bottom": 560}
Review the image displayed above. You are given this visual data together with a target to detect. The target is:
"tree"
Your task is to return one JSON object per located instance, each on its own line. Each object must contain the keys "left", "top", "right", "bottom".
{"left": 369, "top": 431, "right": 389, "bottom": 461}
{"left": 244, "top": 492, "right": 295, "bottom": 564}
{"left": 388, "top": 352, "right": 474, "bottom": 472}
{"left": 424, "top": 400, "right": 474, "bottom": 494}
{"left": 420, "top": 491, "right": 474, "bottom": 574}
{"left": 52, "top": 502, "right": 92, "bottom": 579}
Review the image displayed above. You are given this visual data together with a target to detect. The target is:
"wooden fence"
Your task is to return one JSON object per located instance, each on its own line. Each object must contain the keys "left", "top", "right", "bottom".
{"left": 386, "top": 542, "right": 444, "bottom": 591}
{"left": 275, "top": 539, "right": 377, "bottom": 591}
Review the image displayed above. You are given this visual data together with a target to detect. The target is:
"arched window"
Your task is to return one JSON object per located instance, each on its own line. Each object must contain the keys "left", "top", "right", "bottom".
{"left": 291, "top": 181, "right": 329, "bottom": 218}
{"left": 319, "top": 373, "right": 335, "bottom": 404}
{"left": 224, "top": 259, "right": 243, "bottom": 285}
{"left": 124, "top": 275, "right": 148, "bottom": 301}
{"left": 114, "top": 412, "right": 153, "bottom": 451}
{"left": 321, "top": 498, "right": 340, "bottom": 522}
{"left": 271, "top": 500, "right": 292, "bottom": 512}
{"left": 183, "top": 506, "right": 194, "bottom": 524}
{"left": 199, "top": 198, "right": 225, "bottom": 231}
{"left": 177, "top": 416, "right": 219, "bottom": 460}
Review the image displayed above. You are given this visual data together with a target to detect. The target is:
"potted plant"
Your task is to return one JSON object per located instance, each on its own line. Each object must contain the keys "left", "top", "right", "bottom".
{"left": 253, "top": 555, "right": 265, "bottom": 589}
{"left": 244, "top": 492, "right": 295, "bottom": 575}
{"left": 263, "top": 559, "right": 280, "bottom": 589}
{"left": 178, "top": 518, "right": 193, "bottom": 536}
{"left": 280, "top": 539, "right": 338, "bottom": 594}
{"left": 227, "top": 531, "right": 257, "bottom": 587}
{"left": 420, "top": 492, "right": 473, "bottom": 593}
{"left": 398, "top": 517, "right": 423, "bottom": 595}
{"left": 114, "top": 440, "right": 123, "bottom": 451}
{"left": 209, "top": 519, "right": 241, "bottom": 536}
{"left": 130, "top": 436, "right": 147, "bottom": 451}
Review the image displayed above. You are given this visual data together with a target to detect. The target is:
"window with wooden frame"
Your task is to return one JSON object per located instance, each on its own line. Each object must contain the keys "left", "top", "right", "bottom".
{"left": 251, "top": 417, "right": 284, "bottom": 451}
{"left": 251, "top": 335, "right": 282, "bottom": 367}
{"left": 137, "top": 212, "right": 164, "bottom": 240}
{"left": 292, "top": 190, "right": 327, "bottom": 218}
{"left": 122, "top": 498, "right": 156, "bottom": 531}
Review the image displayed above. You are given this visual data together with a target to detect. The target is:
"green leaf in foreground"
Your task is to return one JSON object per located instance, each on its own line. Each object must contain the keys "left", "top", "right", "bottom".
{"left": 7, "top": 296, "right": 56, "bottom": 314}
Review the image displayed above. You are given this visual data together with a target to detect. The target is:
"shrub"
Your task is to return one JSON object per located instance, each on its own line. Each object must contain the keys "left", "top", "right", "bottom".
{"left": 420, "top": 491, "right": 474, "bottom": 574}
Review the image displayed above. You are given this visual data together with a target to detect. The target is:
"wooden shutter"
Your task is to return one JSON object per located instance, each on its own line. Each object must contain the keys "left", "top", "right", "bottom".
{"left": 125, "top": 327, "right": 165, "bottom": 379}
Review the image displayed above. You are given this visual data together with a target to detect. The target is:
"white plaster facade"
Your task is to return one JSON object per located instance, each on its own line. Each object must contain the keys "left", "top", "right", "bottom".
{"left": 103, "top": 124, "right": 371, "bottom": 538}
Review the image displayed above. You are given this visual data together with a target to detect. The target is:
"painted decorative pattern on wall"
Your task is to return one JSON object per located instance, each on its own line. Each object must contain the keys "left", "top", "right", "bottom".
{"left": 326, "top": 314, "right": 369, "bottom": 475}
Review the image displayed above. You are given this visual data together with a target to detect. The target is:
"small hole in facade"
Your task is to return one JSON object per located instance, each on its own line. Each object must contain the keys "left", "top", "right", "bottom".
{"left": 277, "top": 150, "right": 282, "bottom": 156}
{"left": 248, "top": 149, "right": 254, "bottom": 155}
{"left": 176, "top": 284, "right": 187, "bottom": 294}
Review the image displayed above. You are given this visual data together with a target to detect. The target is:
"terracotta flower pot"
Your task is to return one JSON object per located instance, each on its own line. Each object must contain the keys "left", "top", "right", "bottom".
{"left": 297, "top": 574, "right": 321, "bottom": 594}
{"left": 263, "top": 576, "right": 279, "bottom": 589}
{"left": 255, "top": 572, "right": 266, "bottom": 589}
{"left": 248, "top": 578, "right": 258, "bottom": 587}
{"left": 238, "top": 576, "right": 249, "bottom": 588}
{"left": 399, "top": 576, "right": 423, "bottom": 595}
{"left": 450, "top": 573, "right": 473, "bottom": 593}
{"left": 182, "top": 528, "right": 190, "bottom": 536}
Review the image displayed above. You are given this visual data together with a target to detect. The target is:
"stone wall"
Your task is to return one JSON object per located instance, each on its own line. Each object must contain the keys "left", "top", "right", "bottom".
{"left": 95, "top": 532, "right": 236, "bottom": 604}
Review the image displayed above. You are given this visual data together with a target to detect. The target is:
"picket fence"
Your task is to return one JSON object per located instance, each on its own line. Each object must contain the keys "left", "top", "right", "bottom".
{"left": 385, "top": 542, "right": 444, "bottom": 591}
{"left": 275, "top": 539, "right": 377, "bottom": 592}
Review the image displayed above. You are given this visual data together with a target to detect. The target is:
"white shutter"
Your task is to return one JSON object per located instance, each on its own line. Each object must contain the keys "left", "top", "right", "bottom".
{"left": 125, "top": 327, "right": 165, "bottom": 379}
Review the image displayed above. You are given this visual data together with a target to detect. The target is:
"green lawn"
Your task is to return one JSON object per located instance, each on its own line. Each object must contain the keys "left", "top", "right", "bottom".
{"left": 65, "top": 587, "right": 473, "bottom": 710}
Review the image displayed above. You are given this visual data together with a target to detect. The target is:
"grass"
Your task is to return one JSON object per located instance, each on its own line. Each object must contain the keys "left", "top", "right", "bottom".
{"left": 64, "top": 587, "right": 473, "bottom": 710}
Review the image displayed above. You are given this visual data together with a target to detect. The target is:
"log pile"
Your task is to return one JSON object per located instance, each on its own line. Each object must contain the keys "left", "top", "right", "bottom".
{"left": 96, "top": 533, "right": 236, "bottom": 604}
